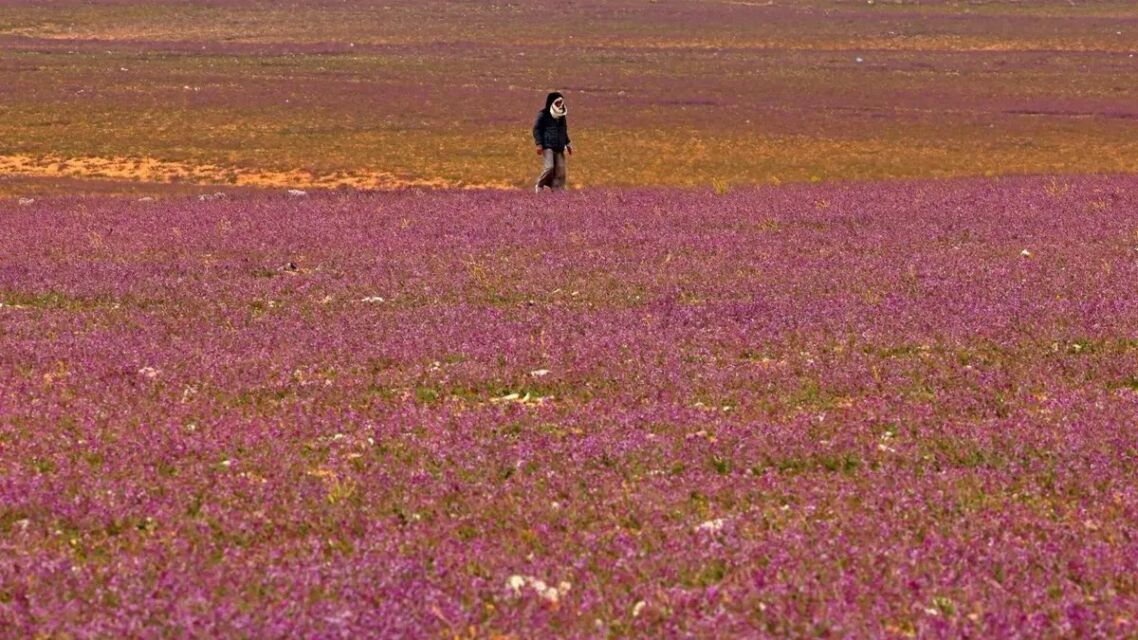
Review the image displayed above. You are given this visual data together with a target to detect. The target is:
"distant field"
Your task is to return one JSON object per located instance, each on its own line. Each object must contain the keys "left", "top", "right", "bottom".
{"left": 2, "top": 0, "right": 1137, "bottom": 195}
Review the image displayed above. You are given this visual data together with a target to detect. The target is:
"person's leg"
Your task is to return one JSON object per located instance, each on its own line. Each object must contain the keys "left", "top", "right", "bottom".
{"left": 535, "top": 149, "right": 556, "bottom": 192}
{"left": 551, "top": 151, "right": 567, "bottom": 191}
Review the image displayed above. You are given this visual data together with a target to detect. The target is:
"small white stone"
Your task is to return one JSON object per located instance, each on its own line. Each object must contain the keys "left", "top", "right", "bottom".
{"left": 506, "top": 575, "right": 526, "bottom": 595}
{"left": 529, "top": 369, "right": 550, "bottom": 377}
{"left": 697, "top": 518, "right": 726, "bottom": 533}
{"left": 632, "top": 600, "right": 647, "bottom": 617}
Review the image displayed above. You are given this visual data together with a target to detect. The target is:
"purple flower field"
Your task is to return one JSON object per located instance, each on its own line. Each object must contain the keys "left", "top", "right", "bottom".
{"left": 2, "top": 176, "right": 1138, "bottom": 637}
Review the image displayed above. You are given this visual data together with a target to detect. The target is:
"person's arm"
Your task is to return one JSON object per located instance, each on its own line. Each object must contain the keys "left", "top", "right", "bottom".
{"left": 564, "top": 119, "right": 572, "bottom": 154}
{"left": 533, "top": 113, "right": 544, "bottom": 152}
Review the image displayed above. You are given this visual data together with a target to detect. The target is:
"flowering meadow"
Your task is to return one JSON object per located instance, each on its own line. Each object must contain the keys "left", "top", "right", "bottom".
{"left": 2, "top": 175, "right": 1137, "bottom": 637}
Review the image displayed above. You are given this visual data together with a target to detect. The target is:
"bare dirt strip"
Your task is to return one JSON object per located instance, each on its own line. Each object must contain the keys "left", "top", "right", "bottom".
{"left": 0, "top": 155, "right": 514, "bottom": 192}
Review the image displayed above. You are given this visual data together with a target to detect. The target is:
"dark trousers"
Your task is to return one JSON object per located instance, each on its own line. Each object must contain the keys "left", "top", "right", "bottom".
{"left": 535, "top": 149, "right": 567, "bottom": 192}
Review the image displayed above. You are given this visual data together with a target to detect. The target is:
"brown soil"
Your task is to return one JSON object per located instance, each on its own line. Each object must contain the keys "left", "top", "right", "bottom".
{"left": 0, "top": 154, "right": 513, "bottom": 194}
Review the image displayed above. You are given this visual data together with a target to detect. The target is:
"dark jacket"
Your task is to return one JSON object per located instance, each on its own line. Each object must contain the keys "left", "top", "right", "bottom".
{"left": 533, "top": 92, "right": 571, "bottom": 151}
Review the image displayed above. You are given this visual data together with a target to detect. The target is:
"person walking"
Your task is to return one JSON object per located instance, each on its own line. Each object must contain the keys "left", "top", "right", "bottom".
{"left": 533, "top": 92, "right": 573, "bottom": 192}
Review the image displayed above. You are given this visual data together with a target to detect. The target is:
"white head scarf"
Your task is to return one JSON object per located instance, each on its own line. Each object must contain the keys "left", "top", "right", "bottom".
{"left": 550, "top": 98, "right": 567, "bottom": 119}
